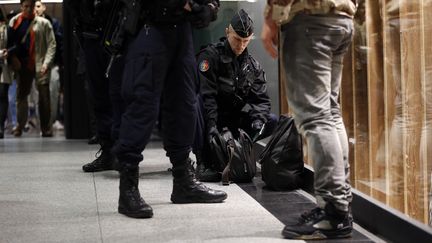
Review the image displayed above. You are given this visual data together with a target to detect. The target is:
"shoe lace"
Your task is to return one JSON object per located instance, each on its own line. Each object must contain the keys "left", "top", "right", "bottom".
{"left": 95, "top": 147, "right": 103, "bottom": 159}
{"left": 189, "top": 159, "right": 196, "bottom": 168}
{"left": 300, "top": 207, "right": 324, "bottom": 223}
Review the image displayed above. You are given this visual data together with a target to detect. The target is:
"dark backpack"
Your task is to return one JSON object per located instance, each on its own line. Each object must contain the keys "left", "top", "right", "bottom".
{"left": 258, "top": 115, "right": 304, "bottom": 190}
{"left": 210, "top": 127, "right": 256, "bottom": 185}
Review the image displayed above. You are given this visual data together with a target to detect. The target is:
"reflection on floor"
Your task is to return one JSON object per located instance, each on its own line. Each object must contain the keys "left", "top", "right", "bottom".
{"left": 0, "top": 137, "right": 379, "bottom": 242}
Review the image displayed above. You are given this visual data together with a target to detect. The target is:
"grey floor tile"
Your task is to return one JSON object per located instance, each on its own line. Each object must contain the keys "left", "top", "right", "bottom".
{"left": 0, "top": 139, "right": 305, "bottom": 243}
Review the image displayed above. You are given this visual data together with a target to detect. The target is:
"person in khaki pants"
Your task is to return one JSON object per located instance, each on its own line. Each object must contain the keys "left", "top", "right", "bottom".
{"left": 8, "top": 0, "right": 56, "bottom": 137}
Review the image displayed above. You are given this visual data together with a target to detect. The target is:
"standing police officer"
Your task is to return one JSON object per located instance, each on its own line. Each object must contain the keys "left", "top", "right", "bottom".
{"left": 67, "top": 0, "right": 124, "bottom": 172}
{"left": 114, "top": 0, "right": 227, "bottom": 219}
{"left": 196, "top": 10, "right": 277, "bottom": 181}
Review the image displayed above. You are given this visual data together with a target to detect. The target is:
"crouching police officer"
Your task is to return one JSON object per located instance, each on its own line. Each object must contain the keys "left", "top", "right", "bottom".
{"left": 114, "top": 0, "right": 227, "bottom": 219}
{"left": 67, "top": 0, "right": 125, "bottom": 172}
{"left": 196, "top": 9, "right": 277, "bottom": 181}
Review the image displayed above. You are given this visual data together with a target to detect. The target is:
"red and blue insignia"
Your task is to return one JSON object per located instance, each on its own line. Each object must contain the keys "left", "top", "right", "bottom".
{"left": 199, "top": 60, "right": 210, "bottom": 72}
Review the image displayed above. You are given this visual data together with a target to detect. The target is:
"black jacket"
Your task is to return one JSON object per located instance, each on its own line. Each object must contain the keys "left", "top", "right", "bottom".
{"left": 197, "top": 38, "right": 271, "bottom": 129}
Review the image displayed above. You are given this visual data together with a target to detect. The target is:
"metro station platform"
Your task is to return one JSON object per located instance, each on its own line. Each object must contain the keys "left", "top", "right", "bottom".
{"left": 0, "top": 137, "right": 382, "bottom": 243}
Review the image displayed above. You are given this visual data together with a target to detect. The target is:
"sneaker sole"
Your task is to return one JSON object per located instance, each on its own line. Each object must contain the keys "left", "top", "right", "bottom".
{"left": 282, "top": 229, "right": 352, "bottom": 240}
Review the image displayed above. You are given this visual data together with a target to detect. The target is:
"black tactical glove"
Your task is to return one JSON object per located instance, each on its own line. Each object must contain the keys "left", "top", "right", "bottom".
{"left": 189, "top": 2, "right": 218, "bottom": 29}
{"left": 207, "top": 125, "right": 219, "bottom": 143}
{"left": 251, "top": 119, "right": 264, "bottom": 131}
{"left": 251, "top": 119, "right": 265, "bottom": 142}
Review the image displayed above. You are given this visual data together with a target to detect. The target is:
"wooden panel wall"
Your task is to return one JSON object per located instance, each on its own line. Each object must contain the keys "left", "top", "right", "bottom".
{"left": 422, "top": 0, "right": 432, "bottom": 226}
{"left": 278, "top": 0, "right": 432, "bottom": 225}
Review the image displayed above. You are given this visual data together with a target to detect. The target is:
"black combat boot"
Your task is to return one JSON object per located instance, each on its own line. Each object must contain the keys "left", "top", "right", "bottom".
{"left": 0, "top": 125, "right": 4, "bottom": 139}
{"left": 118, "top": 167, "right": 153, "bottom": 218}
{"left": 82, "top": 142, "right": 115, "bottom": 172}
{"left": 171, "top": 158, "right": 227, "bottom": 204}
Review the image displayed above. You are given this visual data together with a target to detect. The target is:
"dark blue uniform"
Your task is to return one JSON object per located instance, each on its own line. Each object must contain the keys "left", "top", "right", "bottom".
{"left": 194, "top": 10, "right": 277, "bottom": 181}
{"left": 67, "top": 0, "right": 125, "bottom": 172}
{"left": 197, "top": 39, "right": 277, "bottom": 140}
{"left": 113, "top": 0, "right": 227, "bottom": 219}
{"left": 115, "top": 15, "right": 198, "bottom": 168}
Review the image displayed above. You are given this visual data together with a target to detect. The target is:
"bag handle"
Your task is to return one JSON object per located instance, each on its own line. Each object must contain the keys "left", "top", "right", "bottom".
{"left": 221, "top": 141, "right": 234, "bottom": 185}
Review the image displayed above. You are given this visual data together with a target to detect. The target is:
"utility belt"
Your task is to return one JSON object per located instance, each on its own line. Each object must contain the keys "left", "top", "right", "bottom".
{"left": 144, "top": 6, "right": 186, "bottom": 25}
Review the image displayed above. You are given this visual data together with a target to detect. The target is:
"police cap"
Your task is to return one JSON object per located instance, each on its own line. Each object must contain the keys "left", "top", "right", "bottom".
{"left": 230, "top": 9, "right": 253, "bottom": 38}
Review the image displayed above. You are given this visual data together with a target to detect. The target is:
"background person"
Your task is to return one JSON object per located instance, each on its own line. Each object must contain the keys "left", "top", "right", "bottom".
{"left": 8, "top": 0, "right": 56, "bottom": 137}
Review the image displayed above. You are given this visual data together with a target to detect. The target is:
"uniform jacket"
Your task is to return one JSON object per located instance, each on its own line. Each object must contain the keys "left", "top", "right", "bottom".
{"left": 198, "top": 38, "right": 271, "bottom": 129}
{"left": 143, "top": 0, "right": 220, "bottom": 24}
{"left": 9, "top": 13, "right": 56, "bottom": 84}
{"left": 0, "top": 22, "right": 12, "bottom": 84}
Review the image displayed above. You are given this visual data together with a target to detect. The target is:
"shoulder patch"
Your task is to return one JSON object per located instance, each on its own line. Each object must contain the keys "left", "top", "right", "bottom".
{"left": 199, "top": 60, "right": 210, "bottom": 72}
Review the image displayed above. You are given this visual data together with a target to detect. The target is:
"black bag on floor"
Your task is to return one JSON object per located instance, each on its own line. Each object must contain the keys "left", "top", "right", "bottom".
{"left": 210, "top": 127, "right": 256, "bottom": 185}
{"left": 258, "top": 115, "right": 304, "bottom": 190}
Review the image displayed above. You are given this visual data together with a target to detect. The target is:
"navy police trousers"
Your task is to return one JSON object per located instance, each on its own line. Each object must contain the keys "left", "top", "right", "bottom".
{"left": 82, "top": 39, "right": 125, "bottom": 143}
{"left": 115, "top": 22, "right": 198, "bottom": 167}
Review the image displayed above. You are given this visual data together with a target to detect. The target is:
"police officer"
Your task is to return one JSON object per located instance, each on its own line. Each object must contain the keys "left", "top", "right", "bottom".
{"left": 67, "top": 0, "right": 124, "bottom": 172}
{"left": 113, "top": 0, "right": 227, "bottom": 219}
{"left": 196, "top": 9, "right": 277, "bottom": 181}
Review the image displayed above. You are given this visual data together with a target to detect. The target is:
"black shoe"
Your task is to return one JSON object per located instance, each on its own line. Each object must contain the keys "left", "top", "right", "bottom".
{"left": 13, "top": 127, "right": 22, "bottom": 137}
{"left": 118, "top": 167, "right": 153, "bottom": 218}
{"left": 41, "top": 130, "right": 53, "bottom": 137}
{"left": 82, "top": 147, "right": 114, "bottom": 172}
{"left": 282, "top": 205, "right": 352, "bottom": 240}
{"left": 88, "top": 135, "right": 99, "bottom": 145}
{"left": 196, "top": 164, "right": 221, "bottom": 182}
{"left": 171, "top": 159, "right": 227, "bottom": 204}
{"left": 0, "top": 131, "right": 4, "bottom": 139}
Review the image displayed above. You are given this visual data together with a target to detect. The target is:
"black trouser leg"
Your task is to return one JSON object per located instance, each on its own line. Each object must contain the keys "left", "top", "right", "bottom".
{"left": 0, "top": 83, "right": 9, "bottom": 137}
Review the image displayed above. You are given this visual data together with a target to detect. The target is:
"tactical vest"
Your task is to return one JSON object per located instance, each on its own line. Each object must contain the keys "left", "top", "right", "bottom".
{"left": 75, "top": 0, "right": 114, "bottom": 31}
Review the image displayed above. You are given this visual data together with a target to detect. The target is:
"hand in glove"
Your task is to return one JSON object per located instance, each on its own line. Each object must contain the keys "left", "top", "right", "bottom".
{"left": 207, "top": 126, "right": 219, "bottom": 143}
{"left": 189, "top": 3, "right": 218, "bottom": 29}
{"left": 251, "top": 119, "right": 264, "bottom": 132}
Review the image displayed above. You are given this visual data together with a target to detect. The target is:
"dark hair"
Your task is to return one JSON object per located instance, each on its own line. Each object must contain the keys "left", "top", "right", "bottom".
{"left": 7, "top": 9, "right": 19, "bottom": 20}
{"left": 20, "top": 0, "right": 36, "bottom": 4}
{"left": 0, "top": 8, "right": 5, "bottom": 22}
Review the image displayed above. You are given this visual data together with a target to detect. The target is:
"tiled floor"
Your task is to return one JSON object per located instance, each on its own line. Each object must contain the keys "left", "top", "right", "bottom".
{"left": 0, "top": 137, "right": 382, "bottom": 242}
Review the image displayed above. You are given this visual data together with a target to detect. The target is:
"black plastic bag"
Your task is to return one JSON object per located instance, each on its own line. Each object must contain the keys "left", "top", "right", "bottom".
{"left": 258, "top": 115, "right": 304, "bottom": 190}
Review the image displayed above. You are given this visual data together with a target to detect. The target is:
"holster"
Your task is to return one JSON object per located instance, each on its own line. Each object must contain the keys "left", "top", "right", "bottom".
{"left": 102, "top": 0, "right": 143, "bottom": 55}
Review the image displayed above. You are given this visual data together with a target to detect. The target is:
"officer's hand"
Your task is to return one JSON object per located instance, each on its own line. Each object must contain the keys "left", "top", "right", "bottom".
{"left": 207, "top": 126, "right": 219, "bottom": 143}
{"left": 261, "top": 18, "right": 278, "bottom": 59}
{"left": 189, "top": 4, "right": 217, "bottom": 29}
{"left": 251, "top": 119, "right": 264, "bottom": 132}
{"left": 40, "top": 64, "right": 48, "bottom": 76}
